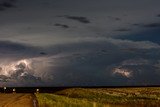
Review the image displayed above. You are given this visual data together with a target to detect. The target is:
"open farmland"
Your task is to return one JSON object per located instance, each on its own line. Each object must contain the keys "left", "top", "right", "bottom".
{"left": 1, "top": 87, "right": 160, "bottom": 107}
{"left": 36, "top": 87, "right": 160, "bottom": 107}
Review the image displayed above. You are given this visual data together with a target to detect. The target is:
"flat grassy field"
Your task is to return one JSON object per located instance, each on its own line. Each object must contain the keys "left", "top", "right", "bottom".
{"left": 35, "top": 87, "right": 160, "bottom": 107}
{"left": 36, "top": 93, "right": 103, "bottom": 107}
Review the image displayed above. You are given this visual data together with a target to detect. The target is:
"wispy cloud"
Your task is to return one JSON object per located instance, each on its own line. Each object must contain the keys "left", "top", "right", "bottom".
{"left": 59, "top": 15, "right": 91, "bottom": 24}
{"left": 54, "top": 23, "right": 69, "bottom": 29}
{"left": 142, "top": 23, "right": 160, "bottom": 28}
{"left": 115, "top": 28, "right": 131, "bottom": 32}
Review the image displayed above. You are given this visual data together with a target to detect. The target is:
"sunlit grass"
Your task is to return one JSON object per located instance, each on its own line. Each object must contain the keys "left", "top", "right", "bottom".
{"left": 54, "top": 88, "right": 160, "bottom": 104}
{"left": 35, "top": 87, "right": 160, "bottom": 107}
{"left": 36, "top": 93, "right": 103, "bottom": 107}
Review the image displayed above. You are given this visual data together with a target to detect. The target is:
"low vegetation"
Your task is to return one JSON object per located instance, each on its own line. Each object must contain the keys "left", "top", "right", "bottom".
{"left": 36, "top": 93, "right": 103, "bottom": 107}
{"left": 36, "top": 87, "right": 160, "bottom": 107}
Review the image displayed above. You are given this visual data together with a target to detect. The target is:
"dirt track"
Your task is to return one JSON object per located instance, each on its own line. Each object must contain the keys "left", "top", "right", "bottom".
{"left": 0, "top": 94, "right": 38, "bottom": 107}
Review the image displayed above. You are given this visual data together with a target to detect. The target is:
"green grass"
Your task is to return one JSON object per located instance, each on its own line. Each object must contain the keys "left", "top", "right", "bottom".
{"left": 54, "top": 88, "right": 160, "bottom": 104}
{"left": 35, "top": 87, "right": 160, "bottom": 106}
{"left": 36, "top": 93, "right": 103, "bottom": 107}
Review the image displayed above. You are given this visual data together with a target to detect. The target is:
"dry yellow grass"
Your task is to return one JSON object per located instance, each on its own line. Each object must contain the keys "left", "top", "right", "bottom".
{"left": 0, "top": 93, "right": 37, "bottom": 107}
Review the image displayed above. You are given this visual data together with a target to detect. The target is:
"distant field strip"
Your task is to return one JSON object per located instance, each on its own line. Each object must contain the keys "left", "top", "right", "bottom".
{"left": 54, "top": 88, "right": 160, "bottom": 104}
{"left": 35, "top": 88, "right": 160, "bottom": 107}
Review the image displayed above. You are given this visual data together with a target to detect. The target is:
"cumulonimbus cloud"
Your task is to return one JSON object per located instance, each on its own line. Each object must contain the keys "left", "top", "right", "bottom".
{"left": 0, "top": 38, "right": 160, "bottom": 86}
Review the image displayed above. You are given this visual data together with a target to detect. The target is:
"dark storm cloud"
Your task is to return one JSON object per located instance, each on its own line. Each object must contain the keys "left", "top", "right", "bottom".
{"left": 115, "top": 18, "right": 121, "bottom": 21}
{"left": 142, "top": 23, "right": 160, "bottom": 28}
{"left": 110, "top": 59, "right": 160, "bottom": 85}
{"left": 157, "top": 14, "right": 160, "bottom": 17}
{"left": 108, "top": 16, "right": 121, "bottom": 21}
{"left": 0, "top": 41, "right": 31, "bottom": 50}
{"left": 132, "top": 23, "right": 141, "bottom": 26}
{"left": 40, "top": 52, "right": 47, "bottom": 55}
{"left": 0, "top": 75, "right": 42, "bottom": 86}
{"left": 54, "top": 23, "right": 69, "bottom": 29}
{"left": 0, "top": 41, "right": 46, "bottom": 85}
{"left": 133, "top": 22, "right": 160, "bottom": 28}
{"left": 0, "top": 0, "right": 16, "bottom": 11}
{"left": 113, "top": 28, "right": 160, "bottom": 44}
{"left": 42, "top": 46, "right": 125, "bottom": 86}
{"left": 115, "top": 28, "right": 131, "bottom": 32}
{"left": 0, "top": 75, "right": 9, "bottom": 82}
{"left": 1, "top": 0, "right": 160, "bottom": 86}
{"left": 0, "top": 40, "right": 47, "bottom": 59}
{"left": 59, "top": 15, "right": 91, "bottom": 24}
{"left": 38, "top": 39, "right": 160, "bottom": 86}
{"left": 0, "top": 38, "right": 160, "bottom": 86}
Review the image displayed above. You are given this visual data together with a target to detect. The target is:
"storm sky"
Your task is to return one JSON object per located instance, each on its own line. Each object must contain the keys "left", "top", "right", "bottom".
{"left": 0, "top": 0, "right": 160, "bottom": 86}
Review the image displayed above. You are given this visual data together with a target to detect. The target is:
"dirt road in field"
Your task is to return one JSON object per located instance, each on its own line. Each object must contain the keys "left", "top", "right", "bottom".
{"left": 0, "top": 93, "right": 38, "bottom": 107}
